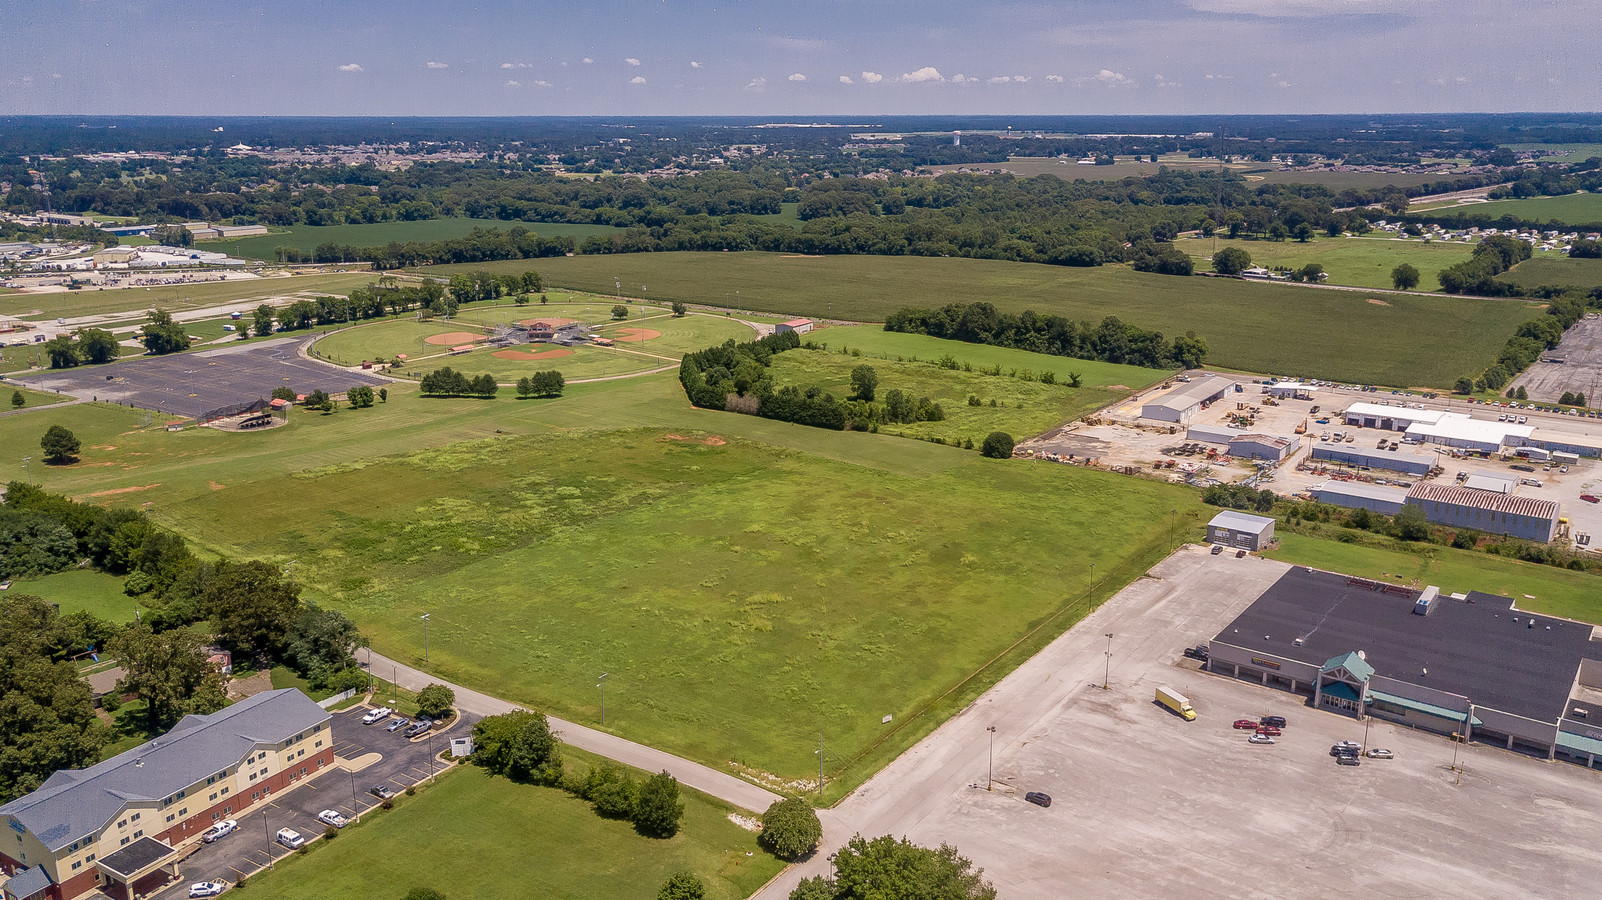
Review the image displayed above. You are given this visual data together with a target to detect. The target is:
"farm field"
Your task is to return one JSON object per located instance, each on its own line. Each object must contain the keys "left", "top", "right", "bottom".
{"left": 1266, "top": 532, "right": 1602, "bottom": 624}
{"left": 1497, "top": 257, "right": 1602, "bottom": 291}
{"left": 0, "top": 272, "right": 376, "bottom": 320}
{"left": 246, "top": 763, "right": 781, "bottom": 900}
{"left": 442, "top": 251, "right": 1540, "bottom": 389}
{"left": 1426, "top": 192, "right": 1602, "bottom": 227}
{"left": 1247, "top": 170, "right": 1453, "bottom": 190}
{"left": 1502, "top": 143, "right": 1602, "bottom": 163}
{"left": 1178, "top": 235, "right": 1475, "bottom": 291}
{"left": 7, "top": 570, "right": 136, "bottom": 622}
{"left": 812, "top": 325, "right": 1169, "bottom": 389}
{"left": 214, "top": 217, "right": 626, "bottom": 260}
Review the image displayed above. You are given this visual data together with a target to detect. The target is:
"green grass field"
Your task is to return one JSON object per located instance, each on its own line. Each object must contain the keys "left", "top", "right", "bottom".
{"left": 2, "top": 381, "right": 74, "bottom": 407}
{"left": 1178, "top": 235, "right": 1476, "bottom": 291}
{"left": 0, "top": 273, "right": 377, "bottom": 321}
{"left": 7, "top": 570, "right": 137, "bottom": 622}
{"left": 311, "top": 319, "right": 501, "bottom": 366}
{"left": 1427, "top": 192, "right": 1602, "bottom": 227}
{"left": 427, "top": 342, "right": 667, "bottom": 382}
{"left": 1266, "top": 532, "right": 1602, "bottom": 623}
{"left": 429, "top": 251, "right": 1540, "bottom": 389}
{"left": 214, "top": 217, "right": 626, "bottom": 261}
{"left": 1502, "top": 143, "right": 1602, "bottom": 163}
{"left": 589, "top": 313, "right": 759, "bottom": 359}
{"left": 1248, "top": 170, "right": 1452, "bottom": 190}
{"left": 1497, "top": 257, "right": 1602, "bottom": 291}
{"left": 247, "top": 763, "right": 781, "bottom": 900}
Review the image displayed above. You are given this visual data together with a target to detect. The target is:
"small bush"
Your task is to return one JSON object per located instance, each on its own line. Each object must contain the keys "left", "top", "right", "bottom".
{"left": 981, "top": 432, "right": 1015, "bottom": 459}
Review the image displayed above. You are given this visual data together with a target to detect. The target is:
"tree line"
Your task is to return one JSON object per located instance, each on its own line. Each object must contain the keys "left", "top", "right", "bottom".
{"left": 884, "top": 302, "right": 1207, "bottom": 370}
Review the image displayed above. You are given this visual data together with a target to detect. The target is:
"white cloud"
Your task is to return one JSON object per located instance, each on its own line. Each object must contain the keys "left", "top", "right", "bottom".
{"left": 582, "top": 57, "right": 594, "bottom": 64}
{"left": 337, "top": 63, "right": 363, "bottom": 73}
{"left": 747, "top": 76, "right": 768, "bottom": 92}
{"left": 788, "top": 73, "right": 807, "bottom": 82}
{"left": 1093, "top": 68, "right": 1132, "bottom": 85}
{"left": 1013, "top": 75, "right": 1030, "bottom": 83}
{"left": 1277, "top": 79, "right": 1295, "bottom": 88}
{"left": 987, "top": 76, "right": 1012, "bottom": 84}
{"left": 839, "top": 75, "right": 854, "bottom": 84}
{"left": 952, "top": 74, "right": 973, "bottom": 84}
{"left": 773, "top": 36, "right": 831, "bottom": 52}
{"left": 51, "top": 73, "right": 61, "bottom": 79}
{"left": 535, "top": 80, "right": 553, "bottom": 88}
{"left": 501, "top": 62, "right": 531, "bottom": 70}
{"left": 899, "top": 66, "right": 945, "bottom": 84}
{"left": 504, "top": 80, "right": 520, "bottom": 87}
{"left": 630, "top": 75, "right": 647, "bottom": 85}
{"left": 425, "top": 61, "right": 449, "bottom": 69}
{"left": 1046, "top": 74, "right": 1064, "bottom": 83}
{"left": 690, "top": 61, "right": 701, "bottom": 69}
{"left": 625, "top": 57, "right": 641, "bottom": 66}
{"left": 1203, "top": 73, "right": 1234, "bottom": 80}
{"left": 861, "top": 71, "right": 883, "bottom": 84}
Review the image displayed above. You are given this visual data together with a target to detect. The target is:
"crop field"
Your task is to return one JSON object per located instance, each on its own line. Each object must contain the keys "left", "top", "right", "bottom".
{"left": 1247, "top": 170, "right": 1453, "bottom": 190}
{"left": 248, "top": 763, "right": 781, "bottom": 900}
{"left": 1424, "top": 192, "right": 1602, "bottom": 227}
{"left": 442, "top": 251, "right": 1541, "bottom": 389}
{"left": 1178, "top": 235, "right": 1476, "bottom": 291}
{"left": 1497, "top": 257, "right": 1602, "bottom": 291}
{"left": 213, "top": 217, "right": 626, "bottom": 260}
{"left": 0, "top": 273, "right": 376, "bottom": 320}
{"left": 1266, "top": 532, "right": 1602, "bottom": 624}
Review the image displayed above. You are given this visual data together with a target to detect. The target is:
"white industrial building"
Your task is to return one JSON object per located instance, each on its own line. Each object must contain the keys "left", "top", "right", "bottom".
{"left": 1205, "top": 510, "right": 1276, "bottom": 550}
{"left": 1312, "top": 481, "right": 1409, "bottom": 515}
{"left": 1264, "top": 381, "right": 1317, "bottom": 399}
{"left": 1405, "top": 417, "right": 1533, "bottom": 454}
{"left": 1344, "top": 402, "right": 1450, "bottom": 432}
{"left": 1141, "top": 376, "right": 1235, "bottom": 423}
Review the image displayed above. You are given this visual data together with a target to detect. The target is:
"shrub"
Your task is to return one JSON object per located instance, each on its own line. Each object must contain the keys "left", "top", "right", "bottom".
{"left": 658, "top": 872, "right": 705, "bottom": 900}
{"left": 632, "top": 771, "right": 684, "bottom": 838}
{"left": 585, "top": 764, "right": 639, "bottom": 818}
{"left": 759, "top": 797, "right": 823, "bottom": 860}
{"left": 980, "top": 432, "right": 1015, "bottom": 459}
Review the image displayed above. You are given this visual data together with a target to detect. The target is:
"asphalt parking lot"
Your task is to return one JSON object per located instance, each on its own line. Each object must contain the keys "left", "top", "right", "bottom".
{"left": 11, "top": 336, "right": 387, "bottom": 418}
{"left": 888, "top": 551, "right": 1602, "bottom": 899}
{"left": 154, "top": 706, "right": 475, "bottom": 898}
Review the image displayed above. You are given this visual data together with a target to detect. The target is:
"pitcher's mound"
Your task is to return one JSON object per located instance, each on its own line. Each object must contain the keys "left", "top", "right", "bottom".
{"left": 492, "top": 347, "right": 575, "bottom": 360}
{"left": 424, "top": 332, "right": 485, "bottom": 346}
{"left": 614, "top": 328, "right": 664, "bottom": 342}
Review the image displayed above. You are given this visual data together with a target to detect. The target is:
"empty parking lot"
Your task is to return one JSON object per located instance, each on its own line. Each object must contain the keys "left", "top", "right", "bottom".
{"left": 13, "top": 337, "right": 388, "bottom": 418}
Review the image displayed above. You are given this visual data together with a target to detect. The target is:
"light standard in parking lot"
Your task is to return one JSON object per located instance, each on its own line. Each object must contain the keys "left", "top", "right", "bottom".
{"left": 986, "top": 725, "right": 997, "bottom": 791}
{"left": 262, "top": 811, "right": 272, "bottom": 869}
{"left": 1103, "top": 633, "right": 1114, "bottom": 690}
{"left": 349, "top": 771, "right": 359, "bottom": 823}
{"left": 597, "top": 672, "right": 609, "bottom": 725}
{"left": 420, "top": 613, "right": 431, "bottom": 663}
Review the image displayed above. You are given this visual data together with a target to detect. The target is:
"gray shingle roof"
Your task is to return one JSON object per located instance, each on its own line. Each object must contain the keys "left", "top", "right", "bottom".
{"left": 0, "top": 689, "right": 328, "bottom": 852}
{"left": 3, "top": 864, "right": 54, "bottom": 899}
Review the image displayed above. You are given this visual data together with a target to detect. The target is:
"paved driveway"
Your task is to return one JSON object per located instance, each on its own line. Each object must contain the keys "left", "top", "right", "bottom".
{"left": 154, "top": 706, "right": 475, "bottom": 897}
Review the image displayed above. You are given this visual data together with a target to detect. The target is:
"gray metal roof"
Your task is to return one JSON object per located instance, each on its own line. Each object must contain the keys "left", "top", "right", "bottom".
{"left": 1145, "top": 375, "right": 1234, "bottom": 412}
{"left": 1207, "top": 510, "right": 1275, "bottom": 535}
{"left": 1312, "top": 480, "right": 1410, "bottom": 504}
{"left": 0, "top": 689, "right": 327, "bottom": 852}
{"left": 3, "top": 865, "right": 53, "bottom": 899}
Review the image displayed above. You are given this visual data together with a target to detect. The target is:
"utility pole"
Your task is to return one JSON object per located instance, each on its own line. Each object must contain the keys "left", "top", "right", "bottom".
{"left": 420, "top": 614, "right": 430, "bottom": 663}
{"left": 349, "top": 771, "right": 359, "bottom": 823}
{"left": 263, "top": 811, "right": 273, "bottom": 868}
{"left": 1104, "top": 633, "right": 1114, "bottom": 689}
{"left": 1170, "top": 509, "right": 1177, "bottom": 551}
{"left": 986, "top": 725, "right": 997, "bottom": 791}
{"left": 598, "top": 672, "right": 609, "bottom": 725}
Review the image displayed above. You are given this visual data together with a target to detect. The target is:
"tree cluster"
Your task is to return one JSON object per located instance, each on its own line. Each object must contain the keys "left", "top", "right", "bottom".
{"left": 42, "top": 328, "right": 119, "bottom": 369}
{"left": 420, "top": 367, "right": 499, "bottom": 398}
{"left": 1436, "top": 234, "right": 1534, "bottom": 296}
{"left": 1202, "top": 483, "right": 1275, "bottom": 513}
{"left": 515, "top": 371, "right": 565, "bottom": 398}
{"left": 139, "top": 309, "right": 191, "bottom": 355}
{"left": 277, "top": 227, "right": 573, "bottom": 270}
{"left": 884, "top": 303, "right": 1207, "bottom": 370}
{"left": 791, "top": 834, "right": 996, "bottom": 900}
{"left": 0, "top": 595, "right": 112, "bottom": 803}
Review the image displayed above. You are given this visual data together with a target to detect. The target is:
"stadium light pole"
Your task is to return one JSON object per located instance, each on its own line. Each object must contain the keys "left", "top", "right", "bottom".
{"left": 420, "top": 614, "right": 431, "bottom": 663}
{"left": 986, "top": 725, "right": 997, "bottom": 791}
{"left": 597, "top": 673, "right": 609, "bottom": 725}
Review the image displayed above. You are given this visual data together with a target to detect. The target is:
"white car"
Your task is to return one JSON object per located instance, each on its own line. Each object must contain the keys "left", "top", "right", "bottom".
{"left": 317, "top": 809, "right": 348, "bottom": 829}
{"left": 1366, "top": 748, "right": 1395, "bottom": 759}
{"left": 189, "top": 883, "right": 226, "bottom": 899}
{"left": 201, "top": 819, "right": 238, "bottom": 843}
{"left": 1247, "top": 733, "right": 1275, "bottom": 744}
{"left": 361, "top": 707, "right": 393, "bottom": 725}
{"left": 275, "top": 827, "right": 305, "bottom": 849}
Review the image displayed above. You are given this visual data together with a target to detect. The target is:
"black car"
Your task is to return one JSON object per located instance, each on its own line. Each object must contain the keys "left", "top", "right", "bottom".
{"left": 1182, "top": 647, "right": 1205, "bottom": 661}
{"left": 1261, "top": 715, "right": 1286, "bottom": 728}
{"left": 369, "top": 785, "right": 396, "bottom": 800}
{"left": 1024, "top": 791, "right": 1052, "bottom": 808}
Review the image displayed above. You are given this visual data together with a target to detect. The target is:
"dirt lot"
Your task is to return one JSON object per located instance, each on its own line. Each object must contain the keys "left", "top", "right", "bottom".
{"left": 780, "top": 549, "right": 1602, "bottom": 900}
{"left": 1510, "top": 314, "right": 1602, "bottom": 404}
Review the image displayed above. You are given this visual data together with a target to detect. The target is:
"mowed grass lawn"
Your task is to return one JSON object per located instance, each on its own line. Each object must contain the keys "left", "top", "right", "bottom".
{"left": 1177, "top": 235, "right": 1476, "bottom": 291}
{"left": 1498, "top": 257, "right": 1602, "bottom": 291}
{"left": 312, "top": 319, "right": 497, "bottom": 366}
{"left": 590, "top": 312, "right": 759, "bottom": 358}
{"left": 1430, "top": 192, "right": 1602, "bottom": 227}
{"left": 2, "top": 381, "right": 73, "bottom": 406}
{"left": 0, "top": 273, "right": 376, "bottom": 320}
{"left": 214, "top": 217, "right": 626, "bottom": 261}
{"left": 246, "top": 764, "right": 781, "bottom": 900}
{"left": 1266, "top": 532, "right": 1602, "bottom": 622}
{"left": 438, "top": 252, "right": 1540, "bottom": 389}
{"left": 149, "top": 426, "right": 1202, "bottom": 793}
{"left": 8, "top": 570, "right": 137, "bottom": 622}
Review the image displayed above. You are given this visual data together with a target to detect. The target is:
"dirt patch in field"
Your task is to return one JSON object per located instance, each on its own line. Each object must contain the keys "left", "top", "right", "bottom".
{"left": 85, "top": 483, "right": 161, "bottom": 498}
{"left": 1107, "top": 384, "right": 1129, "bottom": 391}
{"left": 1366, "top": 298, "right": 1392, "bottom": 306}
{"left": 661, "top": 433, "right": 726, "bottom": 446}
{"left": 704, "top": 436, "right": 726, "bottom": 446}
{"left": 612, "top": 328, "right": 664, "bottom": 342}
{"left": 423, "top": 332, "right": 486, "bottom": 346}
{"left": 94, "top": 445, "right": 117, "bottom": 451}
{"left": 779, "top": 254, "right": 823, "bottom": 258}
{"left": 209, "top": 481, "right": 225, "bottom": 491}
{"left": 491, "top": 347, "right": 575, "bottom": 361}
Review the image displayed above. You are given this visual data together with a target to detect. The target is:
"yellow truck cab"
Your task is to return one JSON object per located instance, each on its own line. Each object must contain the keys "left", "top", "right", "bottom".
{"left": 1156, "top": 686, "right": 1197, "bottom": 720}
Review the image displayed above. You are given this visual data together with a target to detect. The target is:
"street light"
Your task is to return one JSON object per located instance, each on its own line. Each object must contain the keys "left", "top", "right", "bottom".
{"left": 1170, "top": 508, "right": 1177, "bottom": 551}
{"left": 420, "top": 614, "right": 431, "bottom": 663}
{"left": 986, "top": 725, "right": 997, "bottom": 791}
{"left": 1104, "top": 633, "right": 1114, "bottom": 690}
{"left": 597, "top": 672, "right": 609, "bottom": 725}
{"left": 349, "top": 771, "right": 359, "bottom": 823}
{"left": 815, "top": 733, "right": 825, "bottom": 799}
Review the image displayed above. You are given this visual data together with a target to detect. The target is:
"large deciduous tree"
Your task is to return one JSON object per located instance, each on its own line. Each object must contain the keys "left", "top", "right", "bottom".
{"left": 40, "top": 425, "right": 81, "bottom": 464}
{"left": 282, "top": 602, "right": 361, "bottom": 680}
{"left": 1391, "top": 263, "right": 1421, "bottom": 291}
{"left": 1211, "top": 246, "right": 1252, "bottom": 275}
{"left": 139, "top": 309, "right": 191, "bottom": 355}
{"left": 113, "top": 624, "right": 227, "bottom": 732}
{"left": 76, "top": 328, "right": 121, "bottom": 364}
{"left": 471, "top": 710, "right": 562, "bottom": 783}
{"left": 43, "top": 335, "right": 81, "bottom": 369}
{"left": 849, "top": 365, "right": 878, "bottom": 401}
{"left": 760, "top": 797, "right": 823, "bottom": 860}
{"left": 633, "top": 771, "right": 684, "bottom": 838}
{"left": 0, "top": 595, "right": 109, "bottom": 802}
{"left": 205, "top": 560, "right": 302, "bottom": 659}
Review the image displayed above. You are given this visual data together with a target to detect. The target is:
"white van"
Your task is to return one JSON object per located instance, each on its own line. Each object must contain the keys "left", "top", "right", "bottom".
{"left": 276, "top": 828, "right": 305, "bottom": 849}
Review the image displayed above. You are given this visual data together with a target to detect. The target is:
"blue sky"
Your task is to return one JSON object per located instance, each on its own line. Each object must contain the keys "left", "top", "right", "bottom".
{"left": 2, "top": 0, "right": 1597, "bottom": 115}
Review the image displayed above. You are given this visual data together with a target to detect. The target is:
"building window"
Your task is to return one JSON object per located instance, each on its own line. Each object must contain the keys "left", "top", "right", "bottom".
{"left": 221, "top": 787, "right": 228, "bottom": 796}
{"left": 130, "top": 813, "right": 139, "bottom": 823}
{"left": 117, "top": 819, "right": 126, "bottom": 829}
{"left": 315, "top": 740, "right": 323, "bottom": 748}
{"left": 209, "top": 793, "right": 218, "bottom": 802}
{"left": 133, "top": 830, "right": 142, "bottom": 839}
{"left": 179, "top": 809, "right": 187, "bottom": 817}
{"left": 211, "top": 813, "right": 221, "bottom": 822}
{"left": 165, "top": 814, "right": 175, "bottom": 823}
{"left": 120, "top": 837, "right": 129, "bottom": 846}
{"left": 86, "top": 854, "right": 94, "bottom": 863}
{"left": 72, "top": 861, "right": 82, "bottom": 870}
{"left": 249, "top": 772, "right": 257, "bottom": 781}
{"left": 224, "top": 806, "right": 232, "bottom": 815}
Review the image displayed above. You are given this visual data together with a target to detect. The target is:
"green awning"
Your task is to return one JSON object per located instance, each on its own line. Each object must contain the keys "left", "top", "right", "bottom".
{"left": 1321, "top": 681, "right": 1360, "bottom": 702}
{"left": 1556, "top": 731, "right": 1602, "bottom": 757}
{"left": 1366, "top": 689, "right": 1481, "bottom": 725}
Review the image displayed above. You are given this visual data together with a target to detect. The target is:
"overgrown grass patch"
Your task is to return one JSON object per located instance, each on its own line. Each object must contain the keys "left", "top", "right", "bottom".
{"left": 10, "top": 569, "right": 137, "bottom": 622}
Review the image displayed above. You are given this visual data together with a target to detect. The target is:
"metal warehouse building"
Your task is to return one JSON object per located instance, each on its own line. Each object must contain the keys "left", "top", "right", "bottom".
{"left": 1206, "top": 510, "right": 1276, "bottom": 550}
{"left": 1312, "top": 481, "right": 1409, "bottom": 515}
{"left": 1405, "top": 417, "right": 1533, "bottom": 454}
{"left": 1141, "top": 376, "right": 1234, "bottom": 423}
{"left": 1207, "top": 566, "right": 1602, "bottom": 766}
{"left": 1343, "top": 402, "right": 1449, "bottom": 432}
{"left": 1405, "top": 482, "right": 1560, "bottom": 543}
{"left": 1310, "top": 442, "right": 1436, "bottom": 476}
{"left": 1228, "top": 433, "right": 1300, "bottom": 462}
